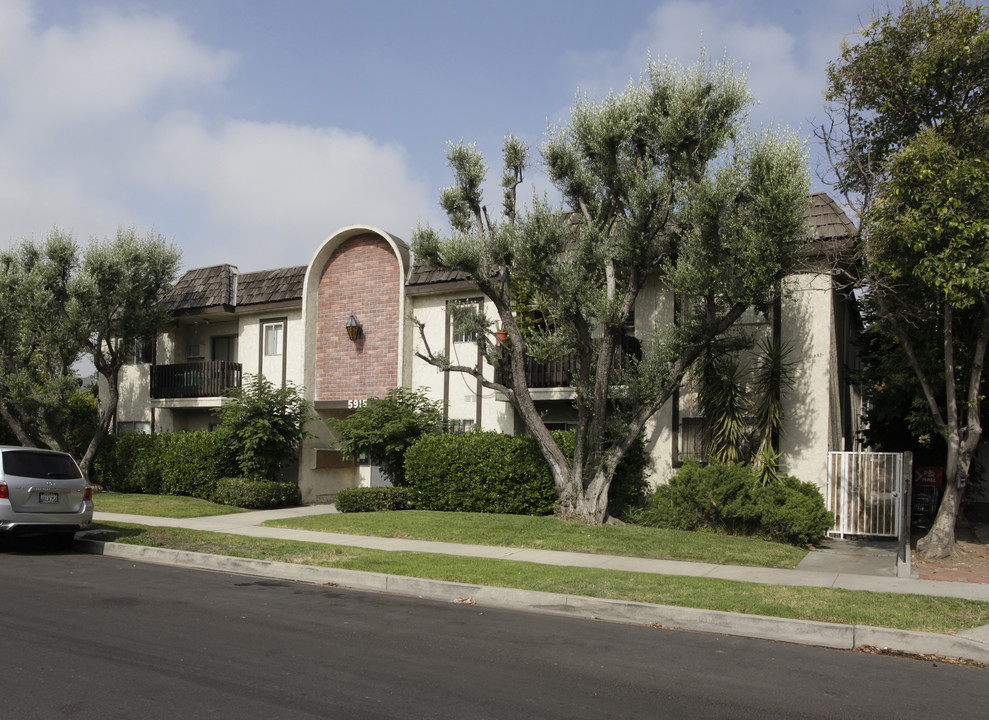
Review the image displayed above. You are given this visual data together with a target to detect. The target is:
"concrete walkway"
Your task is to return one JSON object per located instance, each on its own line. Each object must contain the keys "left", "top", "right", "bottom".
{"left": 84, "top": 506, "right": 989, "bottom": 664}
{"left": 92, "top": 506, "right": 989, "bottom": 602}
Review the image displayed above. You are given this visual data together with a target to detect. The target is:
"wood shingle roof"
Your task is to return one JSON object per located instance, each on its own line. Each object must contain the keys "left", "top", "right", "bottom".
{"left": 163, "top": 264, "right": 305, "bottom": 313}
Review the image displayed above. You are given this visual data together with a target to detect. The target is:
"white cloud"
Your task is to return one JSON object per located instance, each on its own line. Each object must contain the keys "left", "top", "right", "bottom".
{"left": 571, "top": 1, "right": 842, "bottom": 140}
{"left": 0, "top": 1, "right": 434, "bottom": 272}
{"left": 139, "top": 115, "right": 435, "bottom": 270}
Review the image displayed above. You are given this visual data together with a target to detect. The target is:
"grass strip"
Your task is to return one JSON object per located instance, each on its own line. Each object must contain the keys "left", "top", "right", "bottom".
{"left": 93, "top": 492, "right": 246, "bottom": 518}
{"left": 87, "top": 522, "right": 989, "bottom": 635}
{"left": 265, "top": 510, "right": 808, "bottom": 568}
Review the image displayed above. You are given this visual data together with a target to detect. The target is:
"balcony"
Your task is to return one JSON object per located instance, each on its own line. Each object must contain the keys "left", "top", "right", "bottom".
{"left": 495, "top": 339, "right": 641, "bottom": 390}
{"left": 151, "top": 361, "right": 243, "bottom": 399}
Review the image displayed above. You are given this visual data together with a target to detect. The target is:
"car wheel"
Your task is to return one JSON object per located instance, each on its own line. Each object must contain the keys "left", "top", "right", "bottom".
{"left": 42, "top": 533, "right": 76, "bottom": 551}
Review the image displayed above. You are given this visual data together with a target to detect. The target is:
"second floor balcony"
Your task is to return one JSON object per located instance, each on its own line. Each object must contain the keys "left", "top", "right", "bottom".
{"left": 151, "top": 361, "right": 243, "bottom": 400}
{"left": 494, "top": 338, "right": 641, "bottom": 390}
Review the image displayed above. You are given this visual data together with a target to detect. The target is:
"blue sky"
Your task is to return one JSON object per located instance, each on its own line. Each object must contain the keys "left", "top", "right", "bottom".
{"left": 1, "top": 0, "right": 887, "bottom": 272}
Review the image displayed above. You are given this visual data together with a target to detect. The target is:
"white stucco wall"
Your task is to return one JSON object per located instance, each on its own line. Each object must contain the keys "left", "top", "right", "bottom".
{"left": 409, "top": 290, "right": 514, "bottom": 433}
{"left": 779, "top": 272, "right": 835, "bottom": 491}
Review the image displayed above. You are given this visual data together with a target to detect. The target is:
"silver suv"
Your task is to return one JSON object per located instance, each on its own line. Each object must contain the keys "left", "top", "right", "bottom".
{"left": 0, "top": 447, "right": 93, "bottom": 549}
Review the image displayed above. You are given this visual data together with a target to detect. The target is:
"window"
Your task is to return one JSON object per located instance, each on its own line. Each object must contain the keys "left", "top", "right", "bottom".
{"left": 132, "top": 336, "right": 154, "bottom": 364}
{"left": 211, "top": 335, "right": 237, "bottom": 363}
{"left": 448, "top": 419, "right": 475, "bottom": 434}
{"left": 449, "top": 298, "right": 482, "bottom": 344}
{"left": 2, "top": 450, "right": 81, "bottom": 479}
{"left": 117, "top": 421, "right": 151, "bottom": 434}
{"left": 263, "top": 322, "right": 284, "bottom": 356}
{"left": 679, "top": 417, "right": 707, "bottom": 462}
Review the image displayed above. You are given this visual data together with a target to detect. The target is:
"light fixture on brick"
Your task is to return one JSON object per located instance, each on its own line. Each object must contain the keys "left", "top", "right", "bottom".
{"left": 345, "top": 314, "right": 362, "bottom": 341}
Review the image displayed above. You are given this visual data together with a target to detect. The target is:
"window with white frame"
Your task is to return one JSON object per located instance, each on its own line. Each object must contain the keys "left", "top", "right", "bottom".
{"left": 449, "top": 298, "right": 482, "bottom": 344}
{"left": 263, "top": 322, "right": 284, "bottom": 356}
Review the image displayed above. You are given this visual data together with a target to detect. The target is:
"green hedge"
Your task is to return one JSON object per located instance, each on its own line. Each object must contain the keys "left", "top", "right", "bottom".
{"left": 95, "top": 431, "right": 235, "bottom": 501}
{"left": 94, "top": 432, "right": 160, "bottom": 493}
{"left": 211, "top": 477, "right": 301, "bottom": 509}
{"left": 335, "top": 487, "right": 410, "bottom": 513}
{"left": 403, "top": 430, "right": 648, "bottom": 517}
{"left": 635, "top": 461, "right": 833, "bottom": 546}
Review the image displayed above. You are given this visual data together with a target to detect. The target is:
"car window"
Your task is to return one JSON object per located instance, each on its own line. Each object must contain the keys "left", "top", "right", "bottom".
{"left": 2, "top": 451, "right": 82, "bottom": 479}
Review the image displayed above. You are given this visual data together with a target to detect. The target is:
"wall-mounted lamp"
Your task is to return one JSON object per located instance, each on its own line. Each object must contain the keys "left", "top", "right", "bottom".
{"left": 345, "top": 314, "right": 362, "bottom": 342}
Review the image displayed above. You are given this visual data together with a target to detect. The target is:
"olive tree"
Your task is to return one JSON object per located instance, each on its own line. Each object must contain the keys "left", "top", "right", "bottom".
{"left": 0, "top": 230, "right": 83, "bottom": 452}
{"left": 412, "top": 56, "right": 811, "bottom": 524}
{"left": 0, "top": 227, "right": 180, "bottom": 477}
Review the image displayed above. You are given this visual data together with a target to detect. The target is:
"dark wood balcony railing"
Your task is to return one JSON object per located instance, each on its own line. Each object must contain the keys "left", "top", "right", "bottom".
{"left": 494, "top": 339, "right": 641, "bottom": 389}
{"left": 150, "top": 362, "right": 243, "bottom": 399}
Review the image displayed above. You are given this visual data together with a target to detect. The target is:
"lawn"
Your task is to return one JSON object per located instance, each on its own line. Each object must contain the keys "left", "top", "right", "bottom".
{"left": 93, "top": 494, "right": 807, "bottom": 568}
{"left": 85, "top": 521, "right": 989, "bottom": 635}
{"left": 93, "top": 492, "right": 247, "bottom": 518}
{"left": 264, "top": 510, "right": 809, "bottom": 568}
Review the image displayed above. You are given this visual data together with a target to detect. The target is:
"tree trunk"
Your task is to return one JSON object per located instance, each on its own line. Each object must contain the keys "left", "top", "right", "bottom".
{"left": 917, "top": 429, "right": 979, "bottom": 560}
{"left": 80, "top": 366, "right": 119, "bottom": 480}
{"left": 555, "top": 469, "right": 610, "bottom": 525}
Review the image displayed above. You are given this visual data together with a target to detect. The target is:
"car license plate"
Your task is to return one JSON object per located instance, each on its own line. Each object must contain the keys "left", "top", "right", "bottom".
{"left": 38, "top": 492, "right": 59, "bottom": 504}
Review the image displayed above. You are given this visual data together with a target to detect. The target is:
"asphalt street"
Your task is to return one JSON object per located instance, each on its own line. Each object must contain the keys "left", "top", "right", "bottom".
{"left": 1, "top": 544, "right": 987, "bottom": 719}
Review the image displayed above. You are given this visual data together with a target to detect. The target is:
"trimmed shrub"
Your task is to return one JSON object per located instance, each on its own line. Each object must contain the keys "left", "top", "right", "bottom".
{"left": 211, "top": 477, "right": 301, "bottom": 509}
{"left": 403, "top": 430, "right": 648, "bottom": 516}
{"left": 335, "top": 487, "right": 410, "bottom": 513}
{"left": 405, "top": 431, "right": 557, "bottom": 514}
{"left": 637, "top": 461, "right": 833, "bottom": 546}
{"left": 94, "top": 432, "right": 161, "bottom": 493}
{"left": 93, "top": 430, "right": 235, "bottom": 499}
{"left": 156, "top": 431, "right": 232, "bottom": 499}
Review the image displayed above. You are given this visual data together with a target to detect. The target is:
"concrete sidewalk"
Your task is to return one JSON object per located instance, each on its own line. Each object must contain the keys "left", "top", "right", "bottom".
{"left": 83, "top": 506, "right": 989, "bottom": 664}
{"left": 92, "top": 506, "right": 989, "bottom": 602}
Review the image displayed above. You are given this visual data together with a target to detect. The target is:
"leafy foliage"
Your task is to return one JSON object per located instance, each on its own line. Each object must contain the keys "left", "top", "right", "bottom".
{"left": 215, "top": 375, "right": 314, "bottom": 482}
{"left": 822, "top": 0, "right": 989, "bottom": 557}
{"left": 636, "top": 462, "right": 833, "bottom": 546}
{"left": 404, "top": 430, "right": 647, "bottom": 517}
{"left": 0, "top": 227, "right": 180, "bottom": 476}
{"left": 335, "top": 487, "right": 410, "bottom": 513}
{"left": 73, "top": 227, "right": 182, "bottom": 473}
{"left": 328, "top": 387, "right": 444, "bottom": 485}
{"left": 211, "top": 477, "right": 301, "bottom": 509}
{"left": 94, "top": 430, "right": 234, "bottom": 499}
{"left": 695, "top": 336, "right": 796, "bottom": 483}
{"left": 412, "top": 55, "right": 810, "bottom": 523}
{"left": 0, "top": 231, "right": 87, "bottom": 453}
{"left": 93, "top": 432, "right": 160, "bottom": 493}
{"left": 404, "top": 431, "right": 559, "bottom": 515}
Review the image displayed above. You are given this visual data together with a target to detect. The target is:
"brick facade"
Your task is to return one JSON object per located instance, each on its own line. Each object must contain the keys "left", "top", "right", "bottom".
{"left": 315, "top": 234, "right": 400, "bottom": 402}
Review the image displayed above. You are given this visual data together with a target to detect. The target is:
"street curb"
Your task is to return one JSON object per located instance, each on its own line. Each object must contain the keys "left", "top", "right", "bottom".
{"left": 77, "top": 539, "right": 989, "bottom": 664}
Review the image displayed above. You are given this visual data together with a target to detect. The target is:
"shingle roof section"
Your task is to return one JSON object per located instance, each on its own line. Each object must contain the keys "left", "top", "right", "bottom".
{"left": 163, "top": 264, "right": 237, "bottom": 312}
{"left": 236, "top": 266, "right": 306, "bottom": 306}
{"left": 805, "top": 192, "right": 857, "bottom": 241}
{"left": 406, "top": 265, "right": 470, "bottom": 287}
{"left": 163, "top": 264, "right": 306, "bottom": 313}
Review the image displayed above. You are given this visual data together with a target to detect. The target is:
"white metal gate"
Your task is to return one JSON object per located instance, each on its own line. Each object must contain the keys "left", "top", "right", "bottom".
{"left": 826, "top": 452, "right": 905, "bottom": 538}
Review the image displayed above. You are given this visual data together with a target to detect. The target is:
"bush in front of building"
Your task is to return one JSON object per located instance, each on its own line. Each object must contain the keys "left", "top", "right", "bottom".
{"left": 155, "top": 430, "right": 232, "bottom": 499}
{"left": 211, "top": 477, "right": 301, "bottom": 509}
{"left": 634, "top": 461, "right": 833, "bottom": 546}
{"left": 403, "top": 430, "right": 648, "bottom": 517}
{"left": 94, "top": 430, "right": 234, "bottom": 500}
{"left": 93, "top": 432, "right": 161, "bottom": 493}
{"left": 328, "top": 388, "right": 445, "bottom": 486}
{"left": 335, "top": 487, "right": 410, "bottom": 513}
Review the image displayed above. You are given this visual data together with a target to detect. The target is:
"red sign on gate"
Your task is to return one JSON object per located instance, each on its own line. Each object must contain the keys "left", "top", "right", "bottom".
{"left": 914, "top": 466, "right": 944, "bottom": 489}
